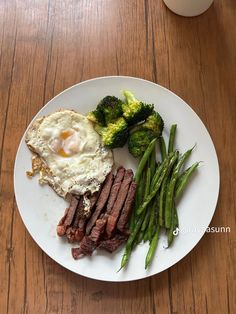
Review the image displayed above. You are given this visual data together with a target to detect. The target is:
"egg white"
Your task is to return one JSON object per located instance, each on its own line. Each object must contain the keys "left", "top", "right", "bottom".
{"left": 25, "top": 110, "right": 113, "bottom": 197}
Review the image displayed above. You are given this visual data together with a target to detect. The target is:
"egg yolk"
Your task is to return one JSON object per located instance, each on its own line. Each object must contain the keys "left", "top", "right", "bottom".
{"left": 60, "top": 130, "right": 73, "bottom": 140}
{"left": 58, "top": 130, "right": 80, "bottom": 157}
{"left": 49, "top": 130, "right": 81, "bottom": 157}
{"left": 56, "top": 130, "right": 73, "bottom": 157}
{"left": 58, "top": 148, "right": 70, "bottom": 157}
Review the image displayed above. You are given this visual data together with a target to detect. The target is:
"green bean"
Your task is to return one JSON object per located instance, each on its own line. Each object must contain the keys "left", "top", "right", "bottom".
{"left": 143, "top": 232, "right": 149, "bottom": 243}
{"left": 120, "top": 210, "right": 146, "bottom": 270}
{"left": 147, "top": 195, "right": 159, "bottom": 240}
{"left": 150, "top": 148, "right": 156, "bottom": 177}
{"left": 177, "top": 145, "right": 195, "bottom": 171}
{"left": 137, "top": 152, "right": 178, "bottom": 215}
{"left": 150, "top": 153, "right": 173, "bottom": 190}
{"left": 134, "top": 138, "right": 157, "bottom": 184}
{"left": 126, "top": 211, "right": 146, "bottom": 248}
{"left": 167, "top": 206, "right": 178, "bottom": 247}
{"left": 140, "top": 168, "right": 152, "bottom": 234}
{"left": 145, "top": 225, "right": 160, "bottom": 269}
{"left": 137, "top": 230, "right": 145, "bottom": 243}
{"left": 159, "top": 176, "right": 168, "bottom": 227}
{"left": 165, "top": 147, "right": 194, "bottom": 228}
{"left": 141, "top": 206, "right": 151, "bottom": 231}
{"left": 159, "top": 136, "right": 167, "bottom": 161}
{"left": 175, "top": 162, "right": 200, "bottom": 199}
{"left": 173, "top": 206, "right": 179, "bottom": 228}
{"left": 129, "top": 170, "right": 146, "bottom": 231}
{"left": 119, "top": 246, "right": 132, "bottom": 271}
{"left": 168, "top": 124, "right": 177, "bottom": 154}
{"left": 144, "top": 168, "right": 151, "bottom": 198}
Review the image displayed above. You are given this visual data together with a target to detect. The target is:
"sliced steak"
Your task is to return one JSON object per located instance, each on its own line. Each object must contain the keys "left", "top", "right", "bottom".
{"left": 89, "top": 218, "right": 107, "bottom": 244}
{"left": 56, "top": 196, "right": 79, "bottom": 236}
{"left": 56, "top": 207, "right": 69, "bottom": 236}
{"left": 75, "top": 198, "right": 83, "bottom": 223}
{"left": 117, "top": 181, "right": 137, "bottom": 232}
{"left": 64, "top": 196, "right": 79, "bottom": 226}
{"left": 87, "top": 190, "right": 100, "bottom": 214}
{"left": 74, "top": 218, "right": 87, "bottom": 242}
{"left": 86, "top": 172, "right": 113, "bottom": 235}
{"left": 98, "top": 234, "right": 127, "bottom": 253}
{"left": 106, "top": 166, "right": 125, "bottom": 213}
{"left": 106, "top": 169, "right": 133, "bottom": 238}
{"left": 66, "top": 191, "right": 100, "bottom": 242}
{"left": 71, "top": 236, "right": 96, "bottom": 259}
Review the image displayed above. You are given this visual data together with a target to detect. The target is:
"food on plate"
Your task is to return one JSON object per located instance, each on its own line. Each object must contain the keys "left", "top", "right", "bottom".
{"left": 87, "top": 91, "right": 162, "bottom": 153}
{"left": 56, "top": 167, "right": 137, "bottom": 258}
{"left": 122, "top": 90, "right": 154, "bottom": 125}
{"left": 25, "top": 90, "right": 200, "bottom": 270}
{"left": 25, "top": 110, "right": 113, "bottom": 199}
{"left": 128, "top": 111, "right": 164, "bottom": 158}
{"left": 87, "top": 95, "right": 123, "bottom": 126}
{"left": 94, "top": 117, "right": 129, "bottom": 149}
{"left": 120, "top": 125, "right": 200, "bottom": 270}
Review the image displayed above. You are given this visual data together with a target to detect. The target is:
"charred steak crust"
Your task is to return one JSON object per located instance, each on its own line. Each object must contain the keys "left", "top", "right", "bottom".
{"left": 64, "top": 196, "right": 79, "bottom": 227}
{"left": 72, "top": 236, "right": 96, "bottom": 259}
{"left": 106, "top": 169, "right": 134, "bottom": 238}
{"left": 98, "top": 234, "right": 127, "bottom": 253}
{"left": 64, "top": 191, "right": 101, "bottom": 243}
{"left": 56, "top": 207, "right": 69, "bottom": 236}
{"left": 117, "top": 181, "right": 137, "bottom": 232}
{"left": 106, "top": 166, "right": 125, "bottom": 213}
{"left": 89, "top": 218, "right": 107, "bottom": 243}
{"left": 85, "top": 172, "right": 113, "bottom": 235}
{"left": 56, "top": 196, "right": 79, "bottom": 236}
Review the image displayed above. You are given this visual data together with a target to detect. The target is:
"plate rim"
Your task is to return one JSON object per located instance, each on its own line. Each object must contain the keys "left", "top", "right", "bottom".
{"left": 14, "top": 75, "right": 220, "bottom": 282}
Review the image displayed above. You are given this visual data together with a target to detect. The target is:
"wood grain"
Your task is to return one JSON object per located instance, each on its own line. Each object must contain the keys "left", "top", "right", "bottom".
{"left": 0, "top": 0, "right": 235, "bottom": 313}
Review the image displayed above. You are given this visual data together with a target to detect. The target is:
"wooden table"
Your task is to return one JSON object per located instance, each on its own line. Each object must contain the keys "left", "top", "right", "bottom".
{"left": 1, "top": 1, "right": 235, "bottom": 313}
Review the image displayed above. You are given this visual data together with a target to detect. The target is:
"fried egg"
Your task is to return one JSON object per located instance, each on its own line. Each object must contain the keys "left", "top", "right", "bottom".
{"left": 25, "top": 110, "right": 113, "bottom": 197}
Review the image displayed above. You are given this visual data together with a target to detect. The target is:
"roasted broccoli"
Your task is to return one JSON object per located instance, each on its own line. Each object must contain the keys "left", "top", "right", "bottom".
{"left": 87, "top": 96, "right": 123, "bottom": 126}
{"left": 122, "top": 90, "right": 154, "bottom": 125}
{"left": 95, "top": 117, "right": 129, "bottom": 149}
{"left": 128, "top": 129, "right": 156, "bottom": 158}
{"left": 97, "top": 96, "right": 123, "bottom": 125}
{"left": 140, "top": 111, "right": 164, "bottom": 137}
{"left": 127, "top": 111, "right": 164, "bottom": 158}
{"left": 87, "top": 109, "right": 106, "bottom": 126}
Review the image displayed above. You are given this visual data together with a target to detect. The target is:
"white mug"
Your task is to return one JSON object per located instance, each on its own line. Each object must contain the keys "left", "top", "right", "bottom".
{"left": 163, "top": 0, "right": 214, "bottom": 17}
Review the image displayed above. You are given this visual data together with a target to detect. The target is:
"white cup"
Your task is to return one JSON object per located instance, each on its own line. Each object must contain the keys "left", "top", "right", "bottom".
{"left": 163, "top": 0, "right": 214, "bottom": 17}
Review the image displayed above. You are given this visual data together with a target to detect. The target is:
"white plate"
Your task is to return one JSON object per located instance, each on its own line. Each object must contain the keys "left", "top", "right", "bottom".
{"left": 14, "top": 76, "right": 220, "bottom": 282}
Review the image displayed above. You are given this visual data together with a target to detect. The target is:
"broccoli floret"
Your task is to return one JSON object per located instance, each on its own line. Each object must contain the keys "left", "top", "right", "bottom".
{"left": 122, "top": 90, "right": 154, "bottom": 125}
{"left": 127, "top": 111, "right": 164, "bottom": 158}
{"left": 128, "top": 129, "right": 156, "bottom": 158}
{"left": 97, "top": 96, "right": 123, "bottom": 125}
{"left": 95, "top": 117, "right": 129, "bottom": 149}
{"left": 140, "top": 111, "right": 164, "bottom": 137}
{"left": 87, "top": 110, "right": 105, "bottom": 126}
{"left": 87, "top": 96, "right": 123, "bottom": 127}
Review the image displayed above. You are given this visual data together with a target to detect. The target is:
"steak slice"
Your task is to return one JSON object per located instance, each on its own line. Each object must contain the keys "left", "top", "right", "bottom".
{"left": 98, "top": 234, "right": 127, "bottom": 253}
{"left": 66, "top": 198, "right": 83, "bottom": 243}
{"left": 64, "top": 196, "right": 79, "bottom": 226}
{"left": 74, "top": 218, "right": 87, "bottom": 242}
{"left": 106, "top": 169, "right": 133, "bottom": 238}
{"left": 66, "top": 191, "right": 101, "bottom": 242}
{"left": 89, "top": 218, "right": 107, "bottom": 244}
{"left": 117, "top": 181, "right": 137, "bottom": 232}
{"left": 106, "top": 166, "right": 125, "bottom": 213}
{"left": 56, "top": 196, "right": 79, "bottom": 236}
{"left": 86, "top": 172, "right": 113, "bottom": 235}
{"left": 56, "top": 207, "right": 69, "bottom": 236}
{"left": 71, "top": 236, "right": 96, "bottom": 259}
